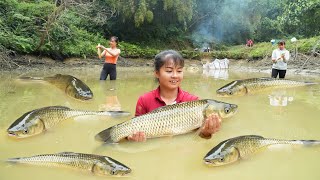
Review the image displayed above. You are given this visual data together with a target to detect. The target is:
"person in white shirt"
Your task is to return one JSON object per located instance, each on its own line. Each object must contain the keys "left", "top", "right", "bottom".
{"left": 271, "top": 40, "right": 290, "bottom": 78}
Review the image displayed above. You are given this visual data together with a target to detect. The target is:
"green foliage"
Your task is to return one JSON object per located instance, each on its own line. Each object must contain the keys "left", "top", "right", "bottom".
{"left": 119, "top": 42, "right": 159, "bottom": 58}
{"left": 180, "top": 50, "right": 200, "bottom": 59}
{"left": 1, "top": 0, "right": 319, "bottom": 59}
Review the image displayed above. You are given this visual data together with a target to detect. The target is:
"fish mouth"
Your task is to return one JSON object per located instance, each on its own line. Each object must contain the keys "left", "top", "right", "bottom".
{"left": 81, "top": 96, "right": 93, "bottom": 100}
{"left": 204, "top": 158, "right": 214, "bottom": 165}
{"left": 7, "top": 131, "right": 17, "bottom": 137}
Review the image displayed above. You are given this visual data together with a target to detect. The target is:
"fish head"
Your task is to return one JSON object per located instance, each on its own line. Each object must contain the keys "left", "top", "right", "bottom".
{"left": 205, "top": 100, "right": 238, "bottom": 119}
{"left": 7, "top": 113, "right": 45, "bottom": 138}
{"left": 66, "top": 77, "right": 93, "bottom": 100}
{"left": 216, "top": 80, "right": 247, "bottom": 97}
{"left": 94, "top": 157, "right": 131, "bottom": 176}
{"left": 204, "top": 144, "right": 240, "bottom": 166}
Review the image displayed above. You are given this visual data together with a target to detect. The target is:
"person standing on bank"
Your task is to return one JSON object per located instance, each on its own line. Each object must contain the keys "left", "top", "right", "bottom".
{"left": 271, "top": 40, "right": 290, "bottom": 78}
{"left": 127, "top": 50, "right": 222, "bottom": 142}
{"left": 96, "top": 36, "right": 121, "bottom": 80}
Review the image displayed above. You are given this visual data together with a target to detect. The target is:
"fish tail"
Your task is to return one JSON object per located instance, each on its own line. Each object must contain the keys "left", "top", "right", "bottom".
{"left": 6, "top": 157, "right": 21, "bottom": 163}
{"left": 98, "top": 111, "right": 131, "bottom": 118}
{"left": 304, "top": 82, "right": 319, "bottom": 85}
{"left": 95, "top": 127, "right": 116, "bottom": 144}
{"left": 299, "top": 140, "right": 320, "bottom": 146}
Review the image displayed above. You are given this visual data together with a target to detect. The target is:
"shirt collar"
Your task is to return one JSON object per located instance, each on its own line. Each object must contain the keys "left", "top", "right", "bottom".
{"left": 154, "top": 86, "right": 184, "bottom": 103}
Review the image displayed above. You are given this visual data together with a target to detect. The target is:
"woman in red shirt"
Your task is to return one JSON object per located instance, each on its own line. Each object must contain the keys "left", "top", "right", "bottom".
{"left": 129, "top": 50, "right": 221, "bottom": 142}
{"left": 96, "top": 36, "right": 121, "bottom": 80}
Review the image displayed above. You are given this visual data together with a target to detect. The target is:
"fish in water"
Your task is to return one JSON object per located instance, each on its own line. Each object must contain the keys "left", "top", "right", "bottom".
{"left": 6, "top": 152, "right": 131, "bottom": 176}
{"left": 7, "top": 106, "right": 130, "bottom": 138}
{"left": 18, "top": 74, "right": 93, "bottom": 101}
{"left": 203, "top": 135, "right": 320, "bottom": 166}
{"left": 216, "top": 77, "right": 318, "bottom": 97}
{"left": 95, "top": 99, "right": 238, "bottom": 144}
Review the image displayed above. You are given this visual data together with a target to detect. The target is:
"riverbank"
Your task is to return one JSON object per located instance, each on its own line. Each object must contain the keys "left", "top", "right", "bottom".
{"left": 1, "top": 54, "right": 320, "bottom": 77}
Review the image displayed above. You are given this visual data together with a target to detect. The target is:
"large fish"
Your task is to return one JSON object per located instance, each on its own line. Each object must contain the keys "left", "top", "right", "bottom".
{"left": 7, "top": 106, "right": 130, "bottom": 138}
{"left": 7, "top": 152, "right": 131, "bottom": 176}
{"left": 95, "top": 99, "right": 238, "bottom": 144}
{"left": 204, "top": 135, "right": 320, "bottom": 166}
{"left": 18, "top": 74, "right": 93, "bottom": 101}
{"left": 216, "top": 77, "right": 318, "bottom": 97}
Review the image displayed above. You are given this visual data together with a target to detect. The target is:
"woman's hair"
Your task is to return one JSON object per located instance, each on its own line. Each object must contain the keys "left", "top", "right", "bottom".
{"left": 110, "top": 36, "right": 119, "bottom": 45}
{"left": 154, "top": 50, "right": 184, "bottom": 71}
{"left": 278, "top": 40, "right": 285, "bottom": 45}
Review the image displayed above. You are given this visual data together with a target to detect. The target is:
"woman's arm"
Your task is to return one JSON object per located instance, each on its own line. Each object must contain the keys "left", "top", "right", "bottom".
{"left": 98, "top": 45, "right": 120, "bottom": 57}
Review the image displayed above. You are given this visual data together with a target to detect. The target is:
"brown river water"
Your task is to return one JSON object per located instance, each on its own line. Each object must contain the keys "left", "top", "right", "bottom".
{"left": 1, "top": 67, "right": 320, "bottom": 180}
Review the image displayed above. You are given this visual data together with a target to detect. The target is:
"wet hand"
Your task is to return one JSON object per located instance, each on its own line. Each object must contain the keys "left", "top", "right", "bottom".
{"left": 199, "top": 114, "right": 221, "bottom": 139}
{"left": 127, "top": 132, "right": 146, "bottom": 142}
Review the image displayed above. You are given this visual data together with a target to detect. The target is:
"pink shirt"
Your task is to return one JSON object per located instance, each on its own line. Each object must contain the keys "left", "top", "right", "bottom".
{"left": 135, "top": 86, "right": 199, "bottom": 116}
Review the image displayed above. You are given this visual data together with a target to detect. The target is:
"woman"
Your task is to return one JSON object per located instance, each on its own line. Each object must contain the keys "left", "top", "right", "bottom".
{"left": 96, "top": 36, "right": 121, "bottom": 80}
{"left": 128, "top": 50, "right": 221, "bottom": 142}
{"left": 271, "top": 40, "right": 290, "bottom": 78}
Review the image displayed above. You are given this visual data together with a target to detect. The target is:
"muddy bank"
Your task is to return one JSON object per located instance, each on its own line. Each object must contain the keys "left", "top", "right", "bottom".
{"left": 1, "top": 54, "right": 319, "bottom": 77}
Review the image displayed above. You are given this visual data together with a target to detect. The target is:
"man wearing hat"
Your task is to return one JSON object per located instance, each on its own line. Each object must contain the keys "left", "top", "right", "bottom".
{"left": 271, "top": 40, "right": 290, "bottom": 78}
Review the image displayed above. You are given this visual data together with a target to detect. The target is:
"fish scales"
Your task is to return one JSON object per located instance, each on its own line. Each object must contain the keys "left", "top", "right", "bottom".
{"left": 7, "top": 106, "right": 130, "bottom": 138}
{"left": 204, "top": 135, "right": 320, "bottom": 166}
{"left": 95, "top": 99, "right": 238, "bottom": 143}
{"left": 7, "top": 152, "right": 131, "bottom": 176}
{"left": 18, "top": 74, "right": 94, "bottom": 101}
{"left": 216, "top": 77, "right": 318, "bottom": 96}
{"left": 112, "top": 101, "right": 206, "bottom": 142}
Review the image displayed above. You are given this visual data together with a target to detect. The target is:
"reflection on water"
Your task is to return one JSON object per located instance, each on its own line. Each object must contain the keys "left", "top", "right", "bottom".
{"left": 268, "top": 90, "right": 294, "bottom": 107}
{"left": 1, "top": 68, "right": 320, "bottom": 180}
{"left": 202, "top": 69, "right": 229, "bottom": 79}
{"left": 98, "top": 81, "right": 122, "bottom": 111}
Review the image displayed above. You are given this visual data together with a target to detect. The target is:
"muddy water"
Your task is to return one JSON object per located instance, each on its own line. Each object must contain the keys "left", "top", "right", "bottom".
{"left": 1, "top": 67, "right": 320, "bottom": 180}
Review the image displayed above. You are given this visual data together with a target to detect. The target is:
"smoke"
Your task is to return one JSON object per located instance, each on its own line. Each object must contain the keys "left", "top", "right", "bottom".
{"left": 191, "top": 0, "right": 254, "bottom": 48}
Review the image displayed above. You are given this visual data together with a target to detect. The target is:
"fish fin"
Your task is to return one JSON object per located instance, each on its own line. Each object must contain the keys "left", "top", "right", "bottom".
{"left": 104, "top": 111, "right": 131, "bottom": 118}
{"left": 56, "top": 152, "right": 76, "bottom": 155}
{"left": 244, "top": 135, "right": 264, "bottom": 139}
{"left": 191, "top": 128, "right": 204, "bottom": 140}
{"left": 45, "top": 106, "right": 70, "bottom": 110}
{"left": 95, "top": 127, "right": 116, "bottom": 144}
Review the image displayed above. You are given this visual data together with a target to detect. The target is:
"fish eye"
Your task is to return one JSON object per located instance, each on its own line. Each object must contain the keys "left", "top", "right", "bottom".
{"left": 228, "top": 91, "right": 233, "bottom": 95}
{"left": 23, "top": 129, "right": 29, "bottom": 134}
{"left": 110, "top": 170, "right": 117, "bottom": 175}
{"left": 219, "top": 157, "right": 224, "bottom": 162}
{"left": 224, "top": 108, "right": 230, "bottom": 114}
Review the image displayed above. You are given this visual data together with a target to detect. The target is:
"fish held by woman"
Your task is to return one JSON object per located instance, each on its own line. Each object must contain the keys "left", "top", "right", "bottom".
{"left": 18, "top": 74, "right": 93, "bottom": 101}
{"left": 95, "top": 99, "right": 238, "bottom": 144}
{"left": 203, "top": 135, "right": 320, "bottom": 166}
{"left": 7, "top": 106, "right": 130, "bottom": 138}
{"left": 216, "top": 77, "right": 318, "bottom": 97}
{"left": 7, "top": 152, "right": 131, "bottom": 176}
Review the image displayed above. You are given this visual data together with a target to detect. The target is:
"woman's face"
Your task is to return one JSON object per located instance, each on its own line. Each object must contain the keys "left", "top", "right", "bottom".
{"left": 155, "top": 59, "right": 184, "bottom": 90}
{"left": 278, "top": 43, "right": 285, "bottom": 50}
{"left": 109, "top": 38, "right": 117, "bottom": 48}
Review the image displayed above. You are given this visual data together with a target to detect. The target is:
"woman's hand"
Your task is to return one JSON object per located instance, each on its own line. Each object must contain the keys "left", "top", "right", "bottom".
{"left": 199, "top": 113, "right": 221, "bottom": 139}
{"left": 96, "top": 44, "right": 105, "bottom": 49}
{"left": 127, "top": 132, "right": 146, "bottom": 142}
